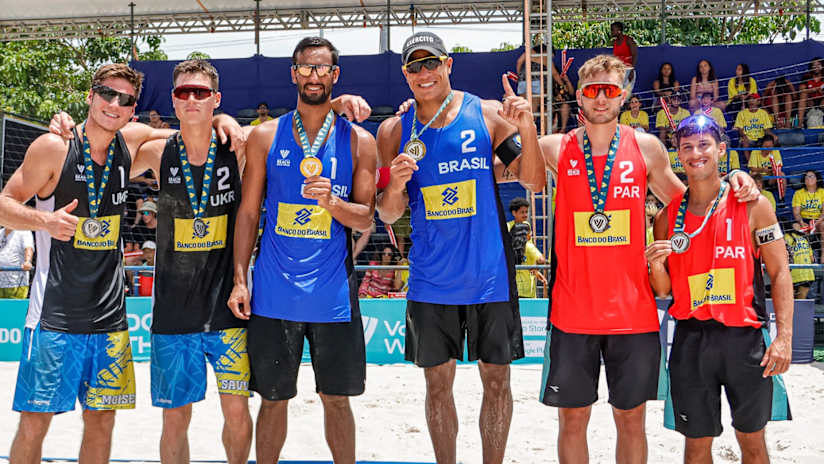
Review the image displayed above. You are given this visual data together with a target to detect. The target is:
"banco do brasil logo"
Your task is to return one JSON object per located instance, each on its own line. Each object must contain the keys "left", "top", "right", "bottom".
{"left": 294, "top": 208, "right": 313, "bottom": 225}
{"left": 441, "top": 186, "right": 459, "bottom": 206}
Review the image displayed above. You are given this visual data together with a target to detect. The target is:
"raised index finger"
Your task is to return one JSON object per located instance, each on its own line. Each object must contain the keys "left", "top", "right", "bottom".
{"left": 502, "top": 74, "right": 516, "bottom": 98}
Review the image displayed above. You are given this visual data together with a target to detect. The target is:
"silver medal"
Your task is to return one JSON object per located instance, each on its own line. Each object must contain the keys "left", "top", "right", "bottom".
{"left": 404, "top": 139, "right": 427, "bottom": 161}
{"left": 82, "top": 218, "right": 102, "bottom": 239}
{"left": 192, "top": 218, "right": 208, "bottom": 239}
{"left": 670, "top": 232, "right": 691, "bottom": 254}
{"left": 588, "top": 212, "right": 610, "bottom": 233}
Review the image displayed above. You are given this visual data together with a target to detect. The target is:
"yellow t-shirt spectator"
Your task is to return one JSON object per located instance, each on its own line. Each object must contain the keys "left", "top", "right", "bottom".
{"left": 516, "top": 241, "right": 544, "bottom": 298}
{"left": 734, "top": 108, "right": 772, "bottom": 140}
{"left": 668, "top": 149, "right": 684, "bottom": 173}
{"left": 693, "top": 107, "right": 727, "bottom": 129}
{"left": 250, "top": 115, "right": 273, "bottom": 126}
{"left": 718, "top": 150, "right": 741, "bottom": 175}
{"left": 656, "top": 107, "right": 691, "bottom": 129}
{"left": 761, "top": 189, "right": 776, "bottom": 211}
{"left": 727, "top": 77, "right": 758, "bottom": 100}
{"left": 792, "top": 188, "right": 824, "bottom": 220}
{"left": 785, "top": 232, "right": 815, "bottom": 284}
{"left": 620, "top": 111, "right": 649, "bottom": 130}
{"left": 748, "top": 149, "right": 782, "bottom": 172}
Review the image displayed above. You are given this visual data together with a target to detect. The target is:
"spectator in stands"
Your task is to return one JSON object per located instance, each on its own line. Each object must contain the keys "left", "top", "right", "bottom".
{"left": 718, "top": 134, "right": 741, "bottom": 176}
{"left": 250, "top": 102, "right": 274, "bottom": 126}
{"left": 694, "top": 92, "right": 726, "bottom": 130}
{"left": 142, "top": 240, "right": 156, "bottom": 266}
{"left": 656, "top": 92, "right": 690, "bottom": 148}
{"left": 358, "top": 245, "right": 399, "bottom": 298}
{"left": 148, "top": 109, "right": 170, "bottom": 129}
{"left": 747, "top": 137, "right": 782, "bottom": 177}
{"left": 786, "top": 223, "right": 816, "bottom": 298}
{"left": 507, "top": 197, "right": 530, "bottom": 230}
{"left": 806, "top": 99, "right": 824, "bottom": 129}
{"left": 644, "top": 193, "right": 660, "bottom": 245}
{"left": 620, "top": 95, "right": 649, "bottom": 131}
{"left": 0, "top": 227, "right": 33, "bottom": 299}
{"left": 792, "top": 170, "right": 824, "bottom": 243}
{"left": 652, "top": 62, "right": 680, "bottom": 108}
{"left": 734, "top": 93, "right": 776, "bottom": 159}
{"left": 763, "top": 76, "right": 797, "bottom": 129}
{"left": 127, "top": 200, "right": 158, "bottom": 247}
{"left": 752, "top": 173, "right": 776, "bottom": 211}
{"left": 551, "top": 55, "right": 575, "bottom": 133}
{"left": 610, "top": 22, "right": 637, "bottom": 68}
{"left": 726, "top": 63, "right": 757, "bottom": 114}
{"left": 510, "top": 222, "right": 547, "bottom": 298}
{"left": 689, "top": 59, "right": 721, "bottom": 111}
{"left": 798, "top": 57, "right": 824, "bottom": 126}
{"left": 516, "top": 43, "right": 547, "bottom": 114}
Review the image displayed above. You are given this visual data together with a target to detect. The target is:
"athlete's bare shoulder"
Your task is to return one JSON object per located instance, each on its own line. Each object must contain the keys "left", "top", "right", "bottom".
{"left": 633, "top": 131, "right": 668, "bottom": 163}
{"left": 246, "top": 118, "right": 279, "bottom": 156}
{"left": 28, "top": 133, "right": 71, "bottom": 168}
{"left": 538, "top": 132, "right": 568, "bottom": 174}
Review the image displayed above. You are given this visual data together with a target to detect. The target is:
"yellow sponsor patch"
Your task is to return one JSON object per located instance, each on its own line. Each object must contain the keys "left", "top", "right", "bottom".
{"left": 573, "top": 209, "right": 631, "bottom": 247}
{"left": 687, "top": 268, "right": 736, "bottom": 310}
{"left": 73, "top": 215, "right": 120, "bottom": 250}
{"left": 275, "top": 202, "right": 332, "bottom": 239}
{"left": 421, "top": 179, "right": 477, "bottom": 220}
{"left": 213, "top": 328, "right": 251, "bottom": 397}
{"left": 174, "top": 214, "right": 228, "bottom": 252}
{"left": 85, "top": 330, "right": 136, "bottom": 410}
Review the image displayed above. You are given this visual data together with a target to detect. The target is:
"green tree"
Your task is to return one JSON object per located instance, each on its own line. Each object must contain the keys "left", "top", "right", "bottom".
{"left": 491, "top": 42, "right": 518, "bottom": 52}
{"left": 0, "top": 36, "right": 167, "bottom": 122}
{"left": 186, "top": 51, "right": 211, "bottom": 60}
{"left": 451, "top": 44, "right": 473, "bottom": 53}
{"left": 544, "top": 14, "right": 820, "bottom": 49}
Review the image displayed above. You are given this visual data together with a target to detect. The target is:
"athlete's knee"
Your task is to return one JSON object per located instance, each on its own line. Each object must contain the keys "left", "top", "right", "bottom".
{"left": 163, "top": 404, "right": 193, "bottom": 429}
{"left": 220, "top": 395, "right": 251, "bottom": 427}
{"left": 423, "top": 361, "right": 456, "bottom": 398}
{"left": 735, "top": 429, "right": 768, "bottom": 459}
{"left": 612, "top": 403, "right": 646, "bottom": 431}
{"left": 558, "top": 407, "right": 592, "bottom": 435}
{"left": 82, "top": 409, "right": 116, "bottom": 432}
{"left": 684, "top": 437, "right": 713, "bottom": 462}
{"left": 319, "top": 393, "right": 351, "bottom": 413}
{"left": 259, "top": 398, "right": 288, "bottom": 414}
{"left": 16, "top": 412, "right": 53, "bottom": 441}
{"left": 478, "top": 361, "right": 511, "bottom": 397}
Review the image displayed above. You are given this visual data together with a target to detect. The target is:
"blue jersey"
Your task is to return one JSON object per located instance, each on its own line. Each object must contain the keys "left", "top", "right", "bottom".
{"left": 401, "top": 92, "right": 512, "bottom": 304}
{"left": 252, "top": 112, "right": 355, "bottom": 322}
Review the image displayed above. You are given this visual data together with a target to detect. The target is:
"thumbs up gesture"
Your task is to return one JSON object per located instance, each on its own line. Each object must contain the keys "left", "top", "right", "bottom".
{"left": 47, "top": 198, "right": 80, "bottom": 241}
{"left": 498, "top": 74, "right": 535, "bottom": 131}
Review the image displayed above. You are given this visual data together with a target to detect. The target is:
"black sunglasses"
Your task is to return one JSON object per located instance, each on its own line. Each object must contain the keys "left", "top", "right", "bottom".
{"left": 92, "top": 85, "right": 137, "bottom": 107}
{"left": 403, "top": 55, "right": 447, "bottom": 74}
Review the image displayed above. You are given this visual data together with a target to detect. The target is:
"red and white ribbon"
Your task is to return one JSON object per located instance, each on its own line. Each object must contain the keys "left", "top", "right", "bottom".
{"left": 560, "top": 49, "right": 574, "bottom": 77}
{"left": 660, "top": 97, "right": 676, "bottom": 130}
{"left": 768, "top": 154, "right": 786, "bottom": 199}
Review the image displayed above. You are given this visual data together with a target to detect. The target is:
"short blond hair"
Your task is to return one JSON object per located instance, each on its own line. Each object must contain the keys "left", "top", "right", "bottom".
{"left": 577, "top": 55, "right": 626, "bottom": 86}
{"left": 173, "top": 60, "right": 219, "bottom": 90}
{"left": 92, "top": 63, "right": 144, "bottom": 99}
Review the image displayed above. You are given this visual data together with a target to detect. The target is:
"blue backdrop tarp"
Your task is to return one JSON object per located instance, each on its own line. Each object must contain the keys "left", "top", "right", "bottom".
{"left": 133, "top": 40, "right": 824, "bottom": 118}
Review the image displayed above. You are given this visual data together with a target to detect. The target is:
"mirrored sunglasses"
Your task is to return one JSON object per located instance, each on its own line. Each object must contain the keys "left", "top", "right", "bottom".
{"left": 403, "top": 55, "right": 447, "bottom": 74}
{"left": 580, "top": 82, "right": 623, "bottom": 99}
{"left": 292, "top": 64, "right": 338, "bottom": 78}
{"left": 172, "top": 85, "right": 215, "bottom": 100}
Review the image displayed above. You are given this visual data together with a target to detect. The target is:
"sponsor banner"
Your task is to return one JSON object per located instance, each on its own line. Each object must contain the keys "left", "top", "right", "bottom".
{"left": 0, "top": 298, "right": 812, "bottom": 364}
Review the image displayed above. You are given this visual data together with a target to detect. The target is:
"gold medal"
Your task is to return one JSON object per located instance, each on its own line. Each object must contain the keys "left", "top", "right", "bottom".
{"left": 404, "top": 139, "right": 427, "bottom": 161}
{"left": 299, "top": 156, "right": 323, "bottom": 178}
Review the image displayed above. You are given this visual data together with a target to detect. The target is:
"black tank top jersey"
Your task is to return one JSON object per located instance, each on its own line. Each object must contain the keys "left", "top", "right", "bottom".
{"left": 31, "top": 130, "right": 131, "bottom": 333}
{"left": 151, "top": 134, "right": 243, "bottom": 334}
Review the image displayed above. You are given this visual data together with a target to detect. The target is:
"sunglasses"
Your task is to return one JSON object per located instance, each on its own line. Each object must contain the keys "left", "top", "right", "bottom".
{"left": 292, "top": 64, "right": 338, "bottom": 78}
{"left": 172, "top": 85, "right": 215, "bottom": 101}
{"left": 580, "top": 82, "right": 623, "bottom": 99}
{"left": 92, "top": 85, "right": 137, "bottom": 107}
{"left": 674, "top": 114, "right": 722, "bottom": 142}
{"left": 403, "top": 55, "right": 447, "bottom": 74}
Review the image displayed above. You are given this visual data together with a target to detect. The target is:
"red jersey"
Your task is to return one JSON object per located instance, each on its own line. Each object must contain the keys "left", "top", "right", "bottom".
{"left": 666, "top": 189, "right": 767, "bottom": 328}
{"left": 805, "top": 77, "right": 824, "bottom": 99}
{"left": 550, "top": 125, "right": 658, "bottom": 334}
{"left": 613, "top": 37, "right": 633, "bottom": 67}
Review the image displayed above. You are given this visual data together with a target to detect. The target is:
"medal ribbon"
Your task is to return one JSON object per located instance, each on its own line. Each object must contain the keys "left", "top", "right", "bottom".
{"left": 411, "top": 91, "right": 454, "bottom": 141}
{"left": 582, "top": 126, "right": 621, "bottom": 214}
{"left": 673, "top": 182, "right": 727, "bottom": 237}
{"left": 178, "top": 131, "right": 218, "bottom": 219}
{"left": 295, "top": 110, "right": 335, "bottom": 158}
{"left": 81, "top": 125, "right": 116, "bottom": 219}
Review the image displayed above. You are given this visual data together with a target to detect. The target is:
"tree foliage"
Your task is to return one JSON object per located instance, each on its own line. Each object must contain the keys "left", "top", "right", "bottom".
{"left": 491, "top": 42, "right": 518, "bottom": 52}
{"left": 544, "top": 13, "right": 820, "bottom": 49}
{"left": 186, "top": 51, "right": 211, "bottom": 60}
{"left": 451, "top": 44, "right": 473, "bottom": 53}
{"left": 0, "top": 36, "right": 166, "bottom": 122}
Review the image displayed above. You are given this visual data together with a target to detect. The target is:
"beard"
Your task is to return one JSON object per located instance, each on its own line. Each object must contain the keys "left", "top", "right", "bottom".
{"left": 299, "top": 84, "right": 332, "bottom": 105}
{"left": 580, "top": 103, "right": 621, "bottom": 125}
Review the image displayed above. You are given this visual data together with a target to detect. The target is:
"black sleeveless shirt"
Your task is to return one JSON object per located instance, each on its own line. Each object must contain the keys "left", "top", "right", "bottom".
{"left": 29, "top": 129, "right": 131, "bottom": 333}
{"left": 151, "top": 133, "right": 244, "bottom": 334}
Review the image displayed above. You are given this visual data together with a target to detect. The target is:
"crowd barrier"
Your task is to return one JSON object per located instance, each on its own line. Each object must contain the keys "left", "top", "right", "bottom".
{"left": 0, "top": 298, "right": 814, "bottom": 364}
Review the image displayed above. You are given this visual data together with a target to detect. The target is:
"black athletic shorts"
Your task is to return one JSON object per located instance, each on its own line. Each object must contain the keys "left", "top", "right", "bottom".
{"left": 539, "top": 326, "right": 662, "bottom": 410}
{"left": 667, "top": 318, "right": 791, "bottom": 438}
{"left": 247, "top": 309, "right": 366, "bottom": 401}
{"left": 405, "top": 300, "right": 524, "bottom": 368}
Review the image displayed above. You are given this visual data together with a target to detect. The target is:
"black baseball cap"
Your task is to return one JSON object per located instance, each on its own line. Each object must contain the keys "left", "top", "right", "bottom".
{"left": 402, "top": 32, "right": 449, "bottom": 64}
